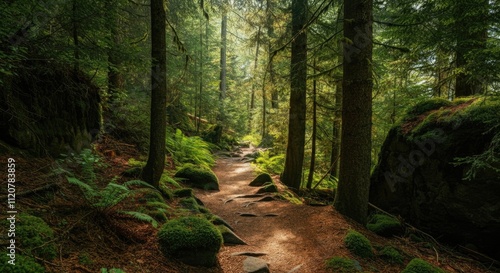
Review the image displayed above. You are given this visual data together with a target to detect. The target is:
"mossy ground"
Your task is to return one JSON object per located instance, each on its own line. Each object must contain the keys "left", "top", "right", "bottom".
{"left": 367, "top": 214, "right": 403, "bottom": 237}
{"left": 402, "top": 258, "right": 446, "bottom": 273}
{"left": 325, "top": 257, "right": 362, "bottom": 272}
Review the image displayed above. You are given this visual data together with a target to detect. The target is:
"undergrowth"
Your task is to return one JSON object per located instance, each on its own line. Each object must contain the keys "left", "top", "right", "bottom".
{"left": 254, "top": 150, "right": 285, "bottom": 174}
{"left": 166, "top": 129, "right": 215, "bottom": 168}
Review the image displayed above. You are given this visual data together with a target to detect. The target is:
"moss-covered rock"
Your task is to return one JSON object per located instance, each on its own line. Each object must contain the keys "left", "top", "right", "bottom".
{"left": 0, "top": 253, "right": 45, "bottom": 272}
{"left": 402, "top": 258, "right": 445, "bottom": 273}
{"left": 370, "top": 98, "right": 500, "bottom": 259}
{"left": 344, "top": 230, "right": 374, "bottom": 258}
{"left": 367, "top": 214, "right": 403, "bottom": 237}
{"left": 157, "top": 216, "right": 223, "bottom": 267}
{"left": 173, "top": 188, "right": 194, "bottom": 198}
{"left": 256, "top": 182, "right": 278, "bottom": 193}
{"left": 0, "top": 60, "right": 101, "bottom": 156}
{"left": 15, "top": 214, "right": 57, "bottom": 260}
{"left": 379, "top": 246, "right": 404, "bottom": 264}
{"left": 174, "top": 164, "right": 219, "bottom": 190}
{"left": 249, "top": 173, "right": 273, "bottom": 187}
{"left": 178, "top": 197, "right": 209, "bottom": 214}
{"left": 325, "top": 257, "right": 362, "bottom": 272}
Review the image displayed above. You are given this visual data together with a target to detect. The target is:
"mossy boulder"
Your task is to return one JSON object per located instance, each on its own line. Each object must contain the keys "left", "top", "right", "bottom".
{"left": 367, "top": 214, "right": 403, "bottom": 237}
{"left": 344, "top": 230, "right": 373, "bottom": 258}
{"left": 157, "top": 216, "right": 223, "bottom": 267}
{"left": 178, "top": 197, "right": 209, "bottom": 214}
{"left": 0, "top": 253, "right": 45, "bottom": 272}
{"left": 0, "top": 60, "right": 101, "bottom": 156}
{"left": 173, "top": 188, "right": 194, "bottom": 198}
{"left": 370, "top": 98, "right": 500, "bottom": 259}
{"left": 379, "top": 246, "right": 404, "bottom": 264}
{"left": 256, "top": 182, "right": 278, "bottom": 193}
{"left": 249, "top": 173, "right": 273, "bottom": 187}
{"left": 402, "top": 258, "right": 445, "bottom": 273}
{"left": 325, "top": 257, "right": 362, "bottom": 272}
{"left": 174, "top": 164, "right": 219, "bottom": 190}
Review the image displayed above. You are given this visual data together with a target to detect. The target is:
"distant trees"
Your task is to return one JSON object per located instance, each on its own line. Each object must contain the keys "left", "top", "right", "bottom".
{"left": 142, "top": 0, "right": 167, "bottom": 188}
{"left": 281, "top": 0, "right": 308, "bottom": 191}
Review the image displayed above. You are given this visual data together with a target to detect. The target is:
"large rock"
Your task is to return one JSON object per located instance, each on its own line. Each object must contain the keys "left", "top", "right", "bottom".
{"left": 0, "top": 60, "right": 101, "bottom": 156}
{"left": 370, "top": 98, "right": 500, "bottom": 259}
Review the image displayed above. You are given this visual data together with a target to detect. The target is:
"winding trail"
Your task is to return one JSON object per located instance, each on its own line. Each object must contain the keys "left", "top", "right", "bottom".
{"left": 194, "top": 148, "right": 353, "bottom": 273}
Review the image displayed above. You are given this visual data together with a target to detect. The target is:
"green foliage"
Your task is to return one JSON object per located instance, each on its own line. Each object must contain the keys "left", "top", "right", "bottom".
{"left": 58, "top": 148, "right": 105, "bottom": 184}
{"left": 367, "top": 214, "right": 402, "bottom": 237}
{"left": 325, "top": 257, "right": 362, "bottom": 273}
{"left": 173, "top": 188, "right": 194, "bottom": 198}
{"left": 101, "top": 268, "right": 126, "bottom": 273}
{"left": 255, "top": 151, "right": 285, "bottom": 174}
{"left": 277, "top": 189, "right": 303, "bottom": 205}
{"left": 0, "top": 253, "right": 45, "bottom": 272}
{"left": 174, "top": 164, "right": 219, "bottom": 190}
{"left": 66, "top": 177, "right": 159, "bottom": 227}
{"left": 15, "top": 214, "right": 57, "bottom": 260}
{"left": 402, "top": 258, "right": 445, "bottom": 273}
{"left": 160, "top": 174, "right": 182, "bottom": 189}
{"left": 344, "top": 230, "right": 374, "bottom": 258}
{"left": 241, "top": 134, "right": 261, "bottom": 147}
{"left": 166, "top": 129, "right": 215, "bottom": 168}
{"left": 379, "top": 246, "right": 404, "bottom": 264}
{"left": 157, "top": 216, "right": 223, "bottom": 267}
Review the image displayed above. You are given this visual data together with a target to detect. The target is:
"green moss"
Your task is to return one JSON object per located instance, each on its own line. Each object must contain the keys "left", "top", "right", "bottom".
{"left": 277, "top": 189, "right": 303, "bottom": 204}
{"left": 157, "top": 216, "right": 223, "bottom": 267}
{"left": 344, "top": 230, "right": 374, "bottom": 258}
{"left": 366, "top": 214, "right": 402, "bottom": 237}
{"left": 160, "top": 174, "right": 182, "bottom": 189}
{"left": 0, "top": 253, "right": 46, "bottom": 272}
{"left": 379, "top": 246, "right": 404, "bottom": 264}
{"left": 15, "top": 214, "right": 57, "bottom": 260}
{"left": 402, "top": 99, "right": 453, "bottom": 123}
{"left": 325, "top": 257, "right": 362, "bottom": 272}
{"left": 173, "top": 188, "right": 194, "bottom": 198}
{"left": 249, "top": 173, "right": 273, "bottom": 186}
{"left": 402, "top": 258, "right": 446, "bottom": 273}
{"left": 256, "top": 182, "right": 278, "bottom": 193}
{"left": 174, "top": 164, "right": 219, "bottom": 190}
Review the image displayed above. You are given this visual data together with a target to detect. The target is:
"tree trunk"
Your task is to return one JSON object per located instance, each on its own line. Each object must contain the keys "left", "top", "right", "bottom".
{"left": 454, "top": 0, "right": 488, "bottom": 98}
{"left": 106, "top": 0, "right": 124, "bottom": 106}
{"left": 219, "top": 11, "right": 227, "bottom": 121}
{"left": 306, "top": 71, "right": 317, "bottom": 189}
{"left": 72, "top": 0, "right": 79, "bottom": 73}
{"left": 334, "top": 0, "right": 373, "bottom": 224}
{"left": 267, "top": 0, "right": 278, "bottom": 109}
{"left": 143, "top": 0, "right": 167, "bottom": 188}
{"left": 281, "top": 0, "right": 307, "bottom": 191}
{"left": 330, "top": 39, "right": 342, "bottom": 179}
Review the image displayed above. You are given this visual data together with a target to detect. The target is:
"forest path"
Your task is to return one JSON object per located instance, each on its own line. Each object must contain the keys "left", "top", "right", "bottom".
{"left": 194, "top": 148, "right": 353, "bottom": 273}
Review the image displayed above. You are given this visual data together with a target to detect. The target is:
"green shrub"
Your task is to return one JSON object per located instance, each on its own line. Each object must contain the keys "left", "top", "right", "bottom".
{"left": 166, "top": 129, "right": 215, "bottom": 168}
{"left": 157, "top": 216, "right": 223, "bottom": 267}
{"left": 344, "top": 230, "right": 374, "bottom": 258}
{"left": 325, "top": 257, "right": 362, "bottom": 272}
{"left": 16, "top": 214, "right": 57, "bottom": 260}
{"left": 367, "top": 214, "right": 402, "bottom": 237}
{"left": 402, "top": 258, "right": 445, "bottom": 273}
{"left": 379, "top": 246, "right": 404, "bottom": 264}
{"left": 0, "top": 253, "right": 45, "bottom": 272}
{"left": 174, "top": 164, "right": 219, "bottom": 190}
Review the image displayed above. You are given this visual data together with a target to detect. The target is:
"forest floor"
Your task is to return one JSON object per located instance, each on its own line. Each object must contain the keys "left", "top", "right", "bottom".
{"left": 192, "top": 147, "right": 496, "bottom": 273}
{"left": 0, "top": 141, "right": 497, "bottom": 273}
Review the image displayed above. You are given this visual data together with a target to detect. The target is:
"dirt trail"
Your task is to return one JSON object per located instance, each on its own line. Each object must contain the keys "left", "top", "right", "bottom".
{"left": 194, "top": 148, "right": 353, "bottom": 273}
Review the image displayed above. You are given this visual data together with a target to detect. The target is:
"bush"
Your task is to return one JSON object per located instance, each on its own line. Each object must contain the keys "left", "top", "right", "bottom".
{"left": 325, "top": 257, "right": 362, "bottom": 273}
{"left": 0, "top": 253, "right": 45, "bottom": 272}
{"left": 402, "top": 258, "right": 445, "bottom": 273}
{"left": 344, "top": 230, "right": 374, "bottom": 258}
{"left": 157, "top": 216, "right": 223, "bottom": 267}
{"left": 367, "top": 214, "right": 402, "bottom": 237}
{"left": 379, "top": 246, "right": 404, "bottom": 264}
{"left": 255, "top": 151, "right": 285, "bottom": 174}
{"left": 16, "top": 214, "right": 57, "bottom": 260}
{"left": 174, "top": 164, "right": 219, "bottom": 190}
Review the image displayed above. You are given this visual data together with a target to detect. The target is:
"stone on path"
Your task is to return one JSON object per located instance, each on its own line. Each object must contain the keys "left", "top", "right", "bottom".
{"left": 249, "top": 173, "right": 273, "bottom": 187}
{"left": 287, "top": 264, "right": 303, "bottom": 273}
{"left": 243, "top": 257, "right": 270, "bottom": 273}
{"left": 231, "top": 252, "right": 268, "bottom": 257}
{"left": 217, "top": 225, "right": 247, "bottom": 245}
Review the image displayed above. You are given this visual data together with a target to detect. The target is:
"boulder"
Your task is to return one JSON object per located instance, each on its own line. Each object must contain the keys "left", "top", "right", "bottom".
{"left": 370, "top": 98, "right": 500, "bottom": 259}
{"left": 243, "top": 257, "right": 270, "bottom": 273}
{"left": 174, "top": 164, "right": 219, "bottom": 190}
{"left": 250, "top": 173, "right": 273, "bottom": 187}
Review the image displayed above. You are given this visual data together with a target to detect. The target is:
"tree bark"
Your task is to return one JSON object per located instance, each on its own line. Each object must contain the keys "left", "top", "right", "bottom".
{"left": 219, "top": 11, "right": 227, "bottom": 121}
{"left": 106, "top": 0, "right": 124, "bottom": 106}
{"left": 334, "top": 0, "right": 373, "bottom": 224}
{"left": 143, "top": 0, "right": 167, "bottom": 188}
{"left": 306, "top": 70, "right": 317, "bottom": 189}
{"left": 281, "top": 0, "right": 307, "bottom": 191}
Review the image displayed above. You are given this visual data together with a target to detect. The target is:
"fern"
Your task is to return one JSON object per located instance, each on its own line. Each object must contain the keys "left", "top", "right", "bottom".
{"left": 166, "top": 129, "right": 215, "bottom": 168}
{"left": 119, "top": 211, "right": 159, "bottom": 228}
